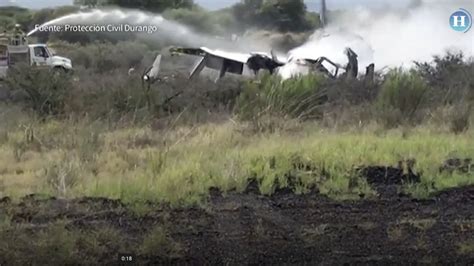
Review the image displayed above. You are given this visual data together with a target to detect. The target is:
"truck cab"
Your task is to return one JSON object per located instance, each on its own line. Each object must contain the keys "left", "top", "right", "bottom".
{"left": 28, "top": 44, "right": 72, "bottom": 71}
{"left": 0, "top": 32, "right": 72, "bottom": 79}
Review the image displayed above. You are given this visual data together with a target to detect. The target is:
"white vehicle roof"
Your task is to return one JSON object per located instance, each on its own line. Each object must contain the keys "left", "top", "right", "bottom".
{"left": 28, "top": 44, "right": 47, "bottom": 48}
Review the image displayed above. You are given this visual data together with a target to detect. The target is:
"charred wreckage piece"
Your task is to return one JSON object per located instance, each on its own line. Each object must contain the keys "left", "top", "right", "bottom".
{"left": 168, "top": 47, "right": 285, "bottom": 82}
{"left": 142, "top": 54, "right": 162, "bottom": 84}
{"left": 165, "top": 46, "right": 372, "bottom": 82}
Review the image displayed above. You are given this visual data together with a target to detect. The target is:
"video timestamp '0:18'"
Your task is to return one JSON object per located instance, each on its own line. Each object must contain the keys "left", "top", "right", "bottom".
{"left": 119, "top": 254, "right": 134, "bottom": 263}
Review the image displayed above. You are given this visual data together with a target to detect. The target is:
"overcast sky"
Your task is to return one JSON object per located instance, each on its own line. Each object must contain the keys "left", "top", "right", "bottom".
{"left": 0, "top": 0, "right": 416, "bottom": 11}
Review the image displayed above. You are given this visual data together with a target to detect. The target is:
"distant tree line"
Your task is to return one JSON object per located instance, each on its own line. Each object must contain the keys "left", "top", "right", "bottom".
{"left": 232, "top": 0, "right": 319, "bottom": 32}
{"left": 73, "top": 0, "right": 320, "bottom": 32}
{"left": 0, "top": 0, "right": 321, "bottom": 44}
{"left": 73, "top": 0, "right": 195, "bottom": 12}
{"left": 0, "top": 6, "right": 79, "bottom": 32}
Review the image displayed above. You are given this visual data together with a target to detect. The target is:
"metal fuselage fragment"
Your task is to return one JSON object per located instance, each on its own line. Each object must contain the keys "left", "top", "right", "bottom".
{"left": 169, "top": 47, "right": 279, "bottom": 81}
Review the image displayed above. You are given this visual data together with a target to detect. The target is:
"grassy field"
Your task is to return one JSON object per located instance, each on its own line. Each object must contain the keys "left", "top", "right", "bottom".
{"left": 1, "top": 4, "right": 473, "bottom": 264}
{"left": 0, "top": 110, "right": 472, "bottom": 205}
{"left": 0, "top": 52, "right": 473, "bottom": 266}
{"left": 0, "top": 53, "right": 472, "bottom": 206}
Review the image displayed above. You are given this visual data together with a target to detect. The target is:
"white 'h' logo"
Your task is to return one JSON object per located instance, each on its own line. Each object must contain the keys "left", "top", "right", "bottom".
{"left": 452, "top": 15, "right": 466, "bottom": 27}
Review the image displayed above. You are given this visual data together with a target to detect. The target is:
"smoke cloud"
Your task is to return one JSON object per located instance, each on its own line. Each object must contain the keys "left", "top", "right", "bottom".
{"left": 27, "top": 8, "right": 267, "bottom": 52}
{"left": 27, "top": 2, "right": 473, "bottom": 79}
{"left": 280, "top": 0, "right": 473, "bottom": 78}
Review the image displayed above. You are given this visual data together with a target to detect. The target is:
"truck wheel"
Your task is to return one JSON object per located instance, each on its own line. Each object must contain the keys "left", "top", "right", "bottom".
{"left": 52, "top": 67, "right": 70, "bottom": 77}
{"left": 53, "top": 67, "right": 67, "bottom": 73}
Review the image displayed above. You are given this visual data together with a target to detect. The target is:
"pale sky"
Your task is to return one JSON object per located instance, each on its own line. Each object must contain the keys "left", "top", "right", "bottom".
{"left": 0, "top": 0, "right": 415, "bottom": 11}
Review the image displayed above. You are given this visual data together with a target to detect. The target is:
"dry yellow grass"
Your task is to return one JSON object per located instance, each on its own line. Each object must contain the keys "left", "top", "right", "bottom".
{"left": 0, "top": 115, "right": 472, "bottom": 205}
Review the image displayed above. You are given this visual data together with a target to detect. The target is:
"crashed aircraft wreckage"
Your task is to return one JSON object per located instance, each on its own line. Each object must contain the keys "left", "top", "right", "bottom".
{"left": 168, "top": 47, "right": 285, "bottom": 81}
{"left": 163, "top": 45, "right": 368, "bottom": 81}
{"left": 142, "top": 0, "right": 374, "bottom": 83}
{"left": 143, "top": 54, "right": 162, "bottom": 84}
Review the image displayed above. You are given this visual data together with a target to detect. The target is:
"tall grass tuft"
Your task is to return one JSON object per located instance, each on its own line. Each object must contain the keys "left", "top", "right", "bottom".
{"left": 236, "top": 74, "right": 328, "bottom": 121}
{"left": 44, "top": 155, "right": 81, "bottom": 198}
{"left": 377, "top": 69, "right": 429, "bottom": 127}
{"left": 449, "top": 103, "right": 471, "bottom": 134}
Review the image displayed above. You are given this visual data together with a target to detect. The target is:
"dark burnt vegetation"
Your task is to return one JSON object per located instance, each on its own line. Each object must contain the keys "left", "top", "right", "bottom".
{"left": 0, "top": 183, "right": 473, "bottom": 265}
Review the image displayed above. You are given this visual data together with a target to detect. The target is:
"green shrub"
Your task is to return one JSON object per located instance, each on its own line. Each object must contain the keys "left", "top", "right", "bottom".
{"left": 449, "top": 103, "right": 471, "bottom": 134}
{"left": 415, "top": 53, "right": 474, "bottom": 105}
{"left": 377, "top": 69, "right": 428, "bottom": 126}
{"left": 235, "top": 74, "right": 327, "bottom": 121}
{"left": 232, "top": 0, "right": 315, "bottom": 32}
{"left": 0, "top": 6, "right": 31, "bottom": 31}
{"left": 6, "top": 65, "right": 73, "bottom": 117}
{"left": 44, "top": 155, "right": 81, "bottom": 197}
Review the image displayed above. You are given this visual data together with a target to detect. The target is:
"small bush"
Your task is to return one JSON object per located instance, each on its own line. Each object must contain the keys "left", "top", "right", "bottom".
{"left": 415, "top": 52, "right": 474, "bottom": 105}
{"left": 44, "top": 155, "right": 81, "bottom": 197}
{"left": 377, "top": 69, "right": 429, "bottom": 126}
{"left": 11, "top": 124, "right": 43, "bottom": 161}
{"left": 449, "top": 104, "right": 471, "bottom": 134}
{"left": 6, "top": 65, "right": 72, "bottom": 117}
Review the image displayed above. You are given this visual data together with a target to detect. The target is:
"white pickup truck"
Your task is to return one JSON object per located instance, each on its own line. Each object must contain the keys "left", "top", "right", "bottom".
{"left": 0, "top": 40, "right": 73, "bottom": 79}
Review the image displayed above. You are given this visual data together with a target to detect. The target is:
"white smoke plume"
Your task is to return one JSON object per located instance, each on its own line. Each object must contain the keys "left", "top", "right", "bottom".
{"left": 27, "top": 8, "right": 267, "bottom": 52}
{"left": 26, "top": 2, "right": 473, "bottom": 79}
{"left": 280, "top": 0, "right": 473, "bottom": 78}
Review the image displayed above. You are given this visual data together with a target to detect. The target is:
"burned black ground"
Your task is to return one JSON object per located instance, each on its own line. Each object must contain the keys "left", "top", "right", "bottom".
{"left": 0, "top": 169, "right": 473, "bottom": 265}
